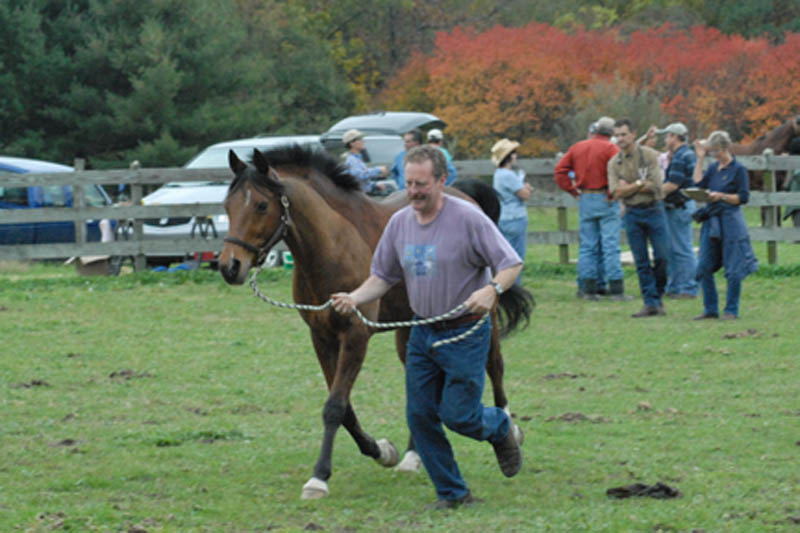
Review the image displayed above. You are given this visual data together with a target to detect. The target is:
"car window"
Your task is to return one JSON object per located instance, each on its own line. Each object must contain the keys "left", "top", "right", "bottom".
{"left": 184, "top": 146, "right": 243, "bottom": 170}
{"left": 84, "top": 185, "right": 109, "bottom": 207}
{"left": 0, "top": 186, "right": 29, "bottom": 206}
{"left": 363, "top": 138, "right": 404, "bottom": 166}
{"left": 41, "top": 186, "right": 68, "bottom": 207}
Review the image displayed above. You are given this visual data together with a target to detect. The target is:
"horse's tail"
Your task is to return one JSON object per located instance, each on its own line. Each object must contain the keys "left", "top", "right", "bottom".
{"left": 496, "top": 285, "right": 534, "bottom": 337}
{"left": 452, "top": 178, "right": 535, "bottom": 336}
{"left": 451, "top": 178, "right": 501, "bottom": 224}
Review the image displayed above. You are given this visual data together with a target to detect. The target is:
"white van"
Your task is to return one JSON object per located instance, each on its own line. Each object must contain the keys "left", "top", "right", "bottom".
{"left": 139, "top": 135, "right": 321, "bottom": 266}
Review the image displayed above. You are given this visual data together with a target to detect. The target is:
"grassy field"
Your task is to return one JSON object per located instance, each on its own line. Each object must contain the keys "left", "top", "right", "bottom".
{"left": 1, "top": 254, "right": 799, "bottom": 532}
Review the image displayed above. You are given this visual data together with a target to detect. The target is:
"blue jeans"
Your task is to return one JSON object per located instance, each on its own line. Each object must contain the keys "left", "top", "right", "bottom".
{"left": 577, "top": 194, "right": 623, "bottom": 284}
{"left": 405, "top": 319, "right": 510, "bottom": 501}
{"left": 499, "top": 217, "right": 527, "bottom": 284}
{"left": 697, "top": 231, "right": 743, "bottom": 317}
{"left": 664, "top": 199, "right": 698, "bottom": 295}
{"left": 623, "top": 203, "right": 670, "bottom": 308}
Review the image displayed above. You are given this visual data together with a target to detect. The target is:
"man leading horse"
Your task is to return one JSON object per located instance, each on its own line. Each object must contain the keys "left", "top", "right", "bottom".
{"left": 331, "top": 145, "right": 524, "bottom": 510}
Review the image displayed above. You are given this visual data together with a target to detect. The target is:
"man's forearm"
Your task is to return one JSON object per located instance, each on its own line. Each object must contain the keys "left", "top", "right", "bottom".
{"left": 493, "top": 264, "right": 523, "bottom": 292}
{"left": 351, "top": 275, "right": 393, "bottom": 306}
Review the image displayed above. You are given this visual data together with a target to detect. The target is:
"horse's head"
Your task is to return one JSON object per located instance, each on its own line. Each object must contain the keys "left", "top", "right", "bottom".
{"left": 219, "top": 149, "right": 288, "bottom": 285}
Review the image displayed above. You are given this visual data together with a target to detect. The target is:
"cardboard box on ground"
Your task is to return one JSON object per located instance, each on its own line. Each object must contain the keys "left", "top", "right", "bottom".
{"left": 65, "top": 219, "right": 113, "bottom": 276}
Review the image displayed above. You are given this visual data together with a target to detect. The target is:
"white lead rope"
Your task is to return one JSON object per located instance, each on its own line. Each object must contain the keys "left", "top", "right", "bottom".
{"left": 247, "top": 266, "right": 489, "bottom": 348}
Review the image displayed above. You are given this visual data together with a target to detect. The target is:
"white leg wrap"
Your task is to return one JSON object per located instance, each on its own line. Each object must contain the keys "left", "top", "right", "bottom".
{"left": 394, "top": 450, "right": 422, "bottom": 473}
{"left": 375, "top": 438, "right": 399, "bottom": 467}
{"left": 513, "top": 423, "right": 524, "bottom": 446}
{"left": 503, "top": 406, "right": 524, "bottom": 445}
{"left": 300, "top": 477, "right": 329, "bottom": 500}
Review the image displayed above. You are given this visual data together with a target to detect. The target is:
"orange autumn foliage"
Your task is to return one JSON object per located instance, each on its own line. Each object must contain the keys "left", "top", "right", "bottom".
{"left": 380, "top": 23, "right": 800, "bottom": 157}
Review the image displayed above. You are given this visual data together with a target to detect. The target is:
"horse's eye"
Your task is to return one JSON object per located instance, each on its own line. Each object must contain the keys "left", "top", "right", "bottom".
{"left": 255, "top": 202, "right": 269, "bottom": 214}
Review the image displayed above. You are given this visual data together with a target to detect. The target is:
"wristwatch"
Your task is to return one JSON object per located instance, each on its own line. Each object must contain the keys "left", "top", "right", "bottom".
{"left": 635, "top": 179, "right": 644, "bottom": 187}
{"left": 490, "top": 281, "right": 504, "bottom": 296}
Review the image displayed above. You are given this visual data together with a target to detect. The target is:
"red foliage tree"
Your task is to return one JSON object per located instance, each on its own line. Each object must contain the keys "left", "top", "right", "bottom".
{"left": 380, "top": 23, "right": 800, "bottom": 156}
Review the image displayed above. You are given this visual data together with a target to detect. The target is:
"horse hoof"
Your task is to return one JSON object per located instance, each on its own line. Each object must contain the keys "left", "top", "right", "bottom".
{"left": 394, "top": 450, "right": 422, "bottom": 473}
{"left": 300, "top": 477, "right": 329, "bottom": 500}
{"left": 374, "top": 438, "right": 399, "bottom": 467}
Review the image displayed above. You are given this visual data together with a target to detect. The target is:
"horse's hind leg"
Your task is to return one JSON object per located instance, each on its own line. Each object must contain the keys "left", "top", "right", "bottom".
{"left": 487, "top": 320, "right": 508, "bottom": 410}
{"left": 392, "top": 327, "right": 423, "bottom": 473}
{"left": 486, "top": 320, "right": 523, "bottom": 444}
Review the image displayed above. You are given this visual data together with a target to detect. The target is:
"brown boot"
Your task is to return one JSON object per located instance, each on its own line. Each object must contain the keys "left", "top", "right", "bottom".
{"left": 631, "top": 305, "right": 666, "bottom": 318}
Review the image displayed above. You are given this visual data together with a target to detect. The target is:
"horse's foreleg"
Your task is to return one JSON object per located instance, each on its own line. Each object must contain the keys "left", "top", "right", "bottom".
{"left": 302, "top": 330, "right": 398, "bottom": 500}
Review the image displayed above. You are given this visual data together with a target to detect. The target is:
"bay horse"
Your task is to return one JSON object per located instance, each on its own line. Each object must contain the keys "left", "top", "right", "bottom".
{"left": 218, "top": 145, "right": 533, "bottom": 500}
{"left": 730, "top": 115, "right": 800, "bottom": 224}
{"left": 731, "top": 115, "right": 800, "bottom": 191}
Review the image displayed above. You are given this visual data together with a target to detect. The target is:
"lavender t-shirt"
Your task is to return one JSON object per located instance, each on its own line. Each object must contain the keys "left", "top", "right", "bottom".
{"left": 371, "top": 195, "right": 522, "bottom": 318}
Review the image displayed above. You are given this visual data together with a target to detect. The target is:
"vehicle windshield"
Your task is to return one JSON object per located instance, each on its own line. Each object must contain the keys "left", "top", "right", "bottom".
{"left": 363, "top": 138, "right": 404, "bottom": 165}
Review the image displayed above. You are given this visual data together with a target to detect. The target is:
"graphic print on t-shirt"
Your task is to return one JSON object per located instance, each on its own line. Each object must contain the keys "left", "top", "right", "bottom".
{"left": 403, "top": 244, "right": 437, "bottom": 278}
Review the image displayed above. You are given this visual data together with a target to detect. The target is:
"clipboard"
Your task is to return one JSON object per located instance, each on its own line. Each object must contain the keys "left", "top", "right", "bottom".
{"left": 683, "top": 188, "right": 711, "bottom": 202}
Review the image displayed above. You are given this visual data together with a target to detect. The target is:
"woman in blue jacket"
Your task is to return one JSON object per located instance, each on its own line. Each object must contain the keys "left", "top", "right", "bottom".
{"left": 691, "top": 130, "right": 758, "bottom": 320}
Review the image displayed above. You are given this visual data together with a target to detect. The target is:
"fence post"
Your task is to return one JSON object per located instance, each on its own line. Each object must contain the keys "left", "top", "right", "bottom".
{"left": 130, "top": 162, "right": 147, "bottom": 272}
{"left": 763, "top": 152, "right": 778, "bottom": 265}
{"left": 72, "top": 158, "right": 87, "bottom": 245}
{"left": 557, "top": 206, "right": 569, "bottom": 264}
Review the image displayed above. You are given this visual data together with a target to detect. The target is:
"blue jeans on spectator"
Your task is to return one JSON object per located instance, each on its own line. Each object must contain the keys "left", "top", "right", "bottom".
{"left": 577, "top": 194, "right": 623, "bottom": 285}
{"left": 499, "top": 216, "right": 527, "bottom": 284}
{"left": 697, "top": 229, "right": 742, "bottom": 317}
{"left": 623, "top": 203, "right": 670, "bottom": 308}
{"left": 664, "top": 199, "right": 698, "bottom": 295}
{"left": 405, "top": 318, "right": 510, "bottom": 502}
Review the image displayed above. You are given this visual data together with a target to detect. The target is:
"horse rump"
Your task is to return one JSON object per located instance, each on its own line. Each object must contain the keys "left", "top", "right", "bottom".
{"left": 451, "top": 178, "right": 501, "bottom": 224}
{"left": 452, "top": 179, "right": 535, "bottom": 336}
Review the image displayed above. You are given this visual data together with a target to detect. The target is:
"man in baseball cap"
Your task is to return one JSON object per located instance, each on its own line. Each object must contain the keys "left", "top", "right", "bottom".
{"left": 656, "top": 121, "right": 698, "bottom": 299}
{"left": 425, "top": 128, "right": 458, "bottom": 184}
{"left": 554, "top": 116, "right": 625, "bottom": 301}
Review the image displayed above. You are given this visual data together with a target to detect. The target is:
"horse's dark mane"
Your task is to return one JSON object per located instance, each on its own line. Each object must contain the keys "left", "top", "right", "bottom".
{"left": 229, "top": 144, "right": 361, "bottom": 196}
{"left": 261, "top": 144, "right": 361, "bottom": 191}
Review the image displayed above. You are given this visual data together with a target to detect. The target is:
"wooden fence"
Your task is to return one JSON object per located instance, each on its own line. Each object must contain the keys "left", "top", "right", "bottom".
{"left": 1, "top": 156, "right": 799, "bottom": 270}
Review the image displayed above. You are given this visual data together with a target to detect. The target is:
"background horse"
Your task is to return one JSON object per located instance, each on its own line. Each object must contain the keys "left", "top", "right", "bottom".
{"left": 731, "top": 115, "right": 800, "bottom": 224}
{"left": 218, "top": 145, "right": 533, "bottom": 500}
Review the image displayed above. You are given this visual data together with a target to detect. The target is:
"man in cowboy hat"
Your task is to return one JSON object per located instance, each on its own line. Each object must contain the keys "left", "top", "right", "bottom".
{"left": 554, "top": 116, "right": 626, "bottom": 300}
{"left": 343, "top": 128, "right": 388, "bottom": 193}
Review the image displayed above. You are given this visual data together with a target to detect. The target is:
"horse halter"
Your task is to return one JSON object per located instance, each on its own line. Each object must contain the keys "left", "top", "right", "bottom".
{"left": 224, "top": 194, "right": 292, "bottom": 266}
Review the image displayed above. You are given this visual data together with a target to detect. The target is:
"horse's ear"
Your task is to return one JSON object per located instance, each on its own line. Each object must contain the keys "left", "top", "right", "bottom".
{"left": 229, "top": 150, "right": 247, "bottom": 174}
{"left": 252, "top": 148, "right": 272, "bottom": 175}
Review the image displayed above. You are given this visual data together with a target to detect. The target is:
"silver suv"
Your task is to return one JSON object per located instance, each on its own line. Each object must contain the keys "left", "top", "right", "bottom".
{"left": 320, "top": 111, "right": 445, "bottom": 165}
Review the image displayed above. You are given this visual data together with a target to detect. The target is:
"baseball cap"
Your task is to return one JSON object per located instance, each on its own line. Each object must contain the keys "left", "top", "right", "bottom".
{"left": 656, "top": 122, "right": 689, "bottom": 136}
{"left": 427, "top": 128, "right": 444, "bottom": 141}
{"left": 595, "top": 116, "right": 615, "bottom": 136}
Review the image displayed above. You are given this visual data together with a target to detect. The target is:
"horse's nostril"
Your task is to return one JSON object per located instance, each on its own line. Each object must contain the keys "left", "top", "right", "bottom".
{"left": 221, "top": 258, "right": 242, "bottom": 283}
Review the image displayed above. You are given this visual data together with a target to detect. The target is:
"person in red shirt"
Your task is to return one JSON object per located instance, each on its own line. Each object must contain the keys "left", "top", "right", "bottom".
{"left": 554, "top": 116, "right": 626, "bottom": 300}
